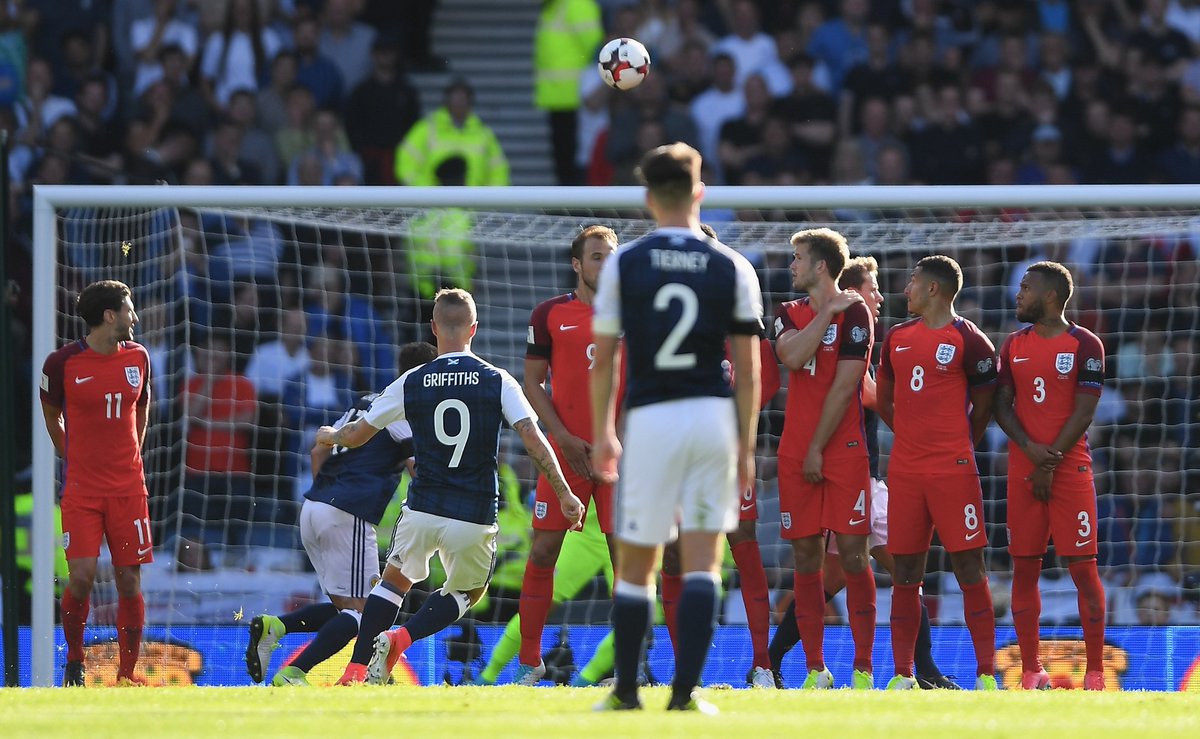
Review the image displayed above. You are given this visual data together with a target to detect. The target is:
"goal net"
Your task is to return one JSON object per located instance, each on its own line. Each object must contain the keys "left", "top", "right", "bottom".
{"left": 29, "top": 185, "right": 1200, "bottom": 688}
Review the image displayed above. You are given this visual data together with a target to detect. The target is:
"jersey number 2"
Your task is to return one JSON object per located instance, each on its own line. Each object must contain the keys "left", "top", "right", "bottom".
{"left": 653, "top": 283, "right": 698, "bottom": 370}
{"left": 434, "top": 399, "right": 471, "bottom": 468}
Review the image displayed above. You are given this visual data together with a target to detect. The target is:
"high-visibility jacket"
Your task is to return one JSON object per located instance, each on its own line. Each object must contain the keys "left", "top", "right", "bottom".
{"left": 534, "top": 0, "right": 604, "bottom": 111}
{"left": 11, "top": 492, "right": 68, "bottom": 597}
{"left": 394, "top": 107, "right": 510, "bottom": 187}
{"left": 407, "top": 206, "right": 475, "bottom": 300}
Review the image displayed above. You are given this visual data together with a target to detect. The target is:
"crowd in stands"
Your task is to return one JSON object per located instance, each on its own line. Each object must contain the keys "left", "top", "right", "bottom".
{"left": 2, "top": 0, "right": 1199, "bottom": 626}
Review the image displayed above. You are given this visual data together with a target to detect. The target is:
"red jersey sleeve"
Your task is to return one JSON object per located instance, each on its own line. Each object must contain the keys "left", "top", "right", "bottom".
{"left": 40, "top": 348, "right": 67, "bottom": 408}
{"left": 526, "top": 300, "right": 553, "bottom": 360}
{"left": 1073, "top": 328, "right": 1105, "bottom": 396}
{"left": 878, "top": 326, "right": 895, "bottom": 383}
{"left": 996, "top": 332, "right": 1016, "bottom": 388}
{"left": 773, "top": 301, "right": 798, "bottom": 339}
{"left": 759, "top": 336, "right": 781, "bottom": 405}
{"left": 134, "top": 344, "right": 152, "bottom": 406}
{"left": 838, "top": 301, "right": 871, "bottom": 361}
{"left": 960, "top": 322, "right": 998, "bottom": 387}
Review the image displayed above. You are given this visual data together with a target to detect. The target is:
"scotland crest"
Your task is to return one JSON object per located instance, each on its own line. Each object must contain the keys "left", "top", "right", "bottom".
{"left": 935, "top": 343, "right": 956, "bottom": 365}
{"left": 1056, "top": 352, "right": 1074, "bottom": 374}
{"left": 781, "top": 511, "right": 792, "bottom": 529}
{"left": 534, "top": 501, "right": 548, "bottom": 519}
{"left": 125, "top": 366, "right": 142, "bottom": 388}
{"left": 821, "top": 324, "right": 838, "bottom": 345}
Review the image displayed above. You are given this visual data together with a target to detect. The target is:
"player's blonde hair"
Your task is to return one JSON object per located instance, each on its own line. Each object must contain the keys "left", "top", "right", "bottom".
{"left": 433, "top": 288, "right": 478, "bottom": 332}
{"left": 838, "top": 255, "right": 879, "bottom": 291}
{"left": 791, "top": 228, "right": 850, "bottom": 279}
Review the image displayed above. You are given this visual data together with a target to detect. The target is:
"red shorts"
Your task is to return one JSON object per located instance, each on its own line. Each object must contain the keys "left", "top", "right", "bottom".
{"left": 887, "top": 473, "right": 985, "bottom": 555}
{"left": 533, "top": 464, "right": 614, "bottom": 533}
{"left": 778, "top": 454, "right": 871, "bottom": 539}
{"left": 61, "top": 493, "right": 154, "bottom": 567}
{"left": 738, "top": 484, "right": 758, "bottom": 522}
{"left": 1007, "top": 471, "right": 1098, "bottom": 558}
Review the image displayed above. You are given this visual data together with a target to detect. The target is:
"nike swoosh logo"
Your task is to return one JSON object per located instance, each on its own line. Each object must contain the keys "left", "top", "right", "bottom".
{"left": 74, "top": 376, "right": 94, "bottom": 384}
{"left": 1075, "top": 539, "right": 1092, "bottom": 548}
{"left": 740, "top": 503, "right": 755, "bottom": 511}
{"left": 965, "top": 530, "right": 982, "bottom": 540}
{"left": 895, "top": 346, "right": 911, "bottom": 352}
{"left": 1013, "top": 357, "right": 1030, "bottom": 363}
{"left": 559, "top": 324, "right": 578, "bottom": 331}
{"left": 137, "top": 546, "right": 153, "bottom": 557}
{"left": 848, "top": 517, "right": 866, "bottom": 525}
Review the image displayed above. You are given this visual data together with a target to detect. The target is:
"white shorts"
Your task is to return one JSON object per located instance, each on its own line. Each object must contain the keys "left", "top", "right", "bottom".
{"left": 616, "top": 396, "right": 739, "bottom": 547}
{"left": 386, "top": 506, "right": 498, "bottom": 592}
{"left": 300, "top": 499, "right": 379, "bottom": 599}
{"left": 827, "top": 478, "right": 889, "bottom": 555}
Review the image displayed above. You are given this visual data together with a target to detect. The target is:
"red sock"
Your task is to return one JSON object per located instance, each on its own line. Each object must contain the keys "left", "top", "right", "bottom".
{"left": 518, "top": 563, "right": 555, "bottom": 666}
{"left": 890, "top": 583, "right": 920, "bottom": 677}
{"left": 61, "top": 589, "right": 89, "bottom": 663}
{"left": 1068, "top": 559, "right": 1106, "bottom": 673}
{"left": 731, "top": 540, "right": 771, "bottom": 669}
{"left": 843, "top": 568, "right": 876, "bottom": 673}
{"left": 661, "top": 571, "right": 682, "bottom": 657}
{"left": 961, "top": 579, "right": 996, "bottom": 676}
{"left": 116, "top": 594, "right": 145, "bottom": 678}
{"left": 1011, "top": 556, "right": 1043, "bottom": 673}
{"left": 793, "top": 570, "right": 826, "bottom": 671}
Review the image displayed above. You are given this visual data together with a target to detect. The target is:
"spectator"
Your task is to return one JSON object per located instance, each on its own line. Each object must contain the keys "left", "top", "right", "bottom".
{"left": 1133, "top": 58, "right": 1184, "bottom": 154}
{"left": 1167, "top": 0, "right": 1200, "bottom": 43}
{"left": 718, "top": 74, "right": 771, "bottom": 185}
{"left": 1130, "top": 0, "right": 1192, "bottom": 77}
{"left": 1085, "top": 108, "right": 1150, "bottom": 184}
{"left": 14, "top": 57, "right": 76, "bottom": 148}
{"left": 245, "top": 308, "right": 310, "bottom": 400}
{"left": 689, "top": 53, "right": 744, "bottom": 171}
{"left": 772, "top": 53, "right": 837, "bottom": 179}
{"left": 855, "top": 96, "right": 902, "bottom": 182}
{"left": 129, "top": 0, "right": 198, "bottom": 102}
{"left": 1156, "top": 105, "right": 1200, "bottom": 182}
{"left": 534, "top": 0, "right": 603, "bottom": 186}
{"left": 291, "top": 14, "right": 343, "bottom": 110}
{"left": 406, "top": 156, "right": 476, "bottom": 308}
{"left": 807, "top": 0, "right": 870, "bottom": 93}
{"left": 979, "top": 72, "right": 1037, "bottom": 162}
{"left": 840, "top": 24, "right": 906, "bottom": 136}
{"left": 1133, "top": 572, "right": 1181, "bottom": 626}
{"left": 665, "top": 40, "right": 712, "bottom": 105}
{"left": 345, "top": 34, "right": 421, "bottom": 185}
{"left": 1016, "top": 124, "right": 1067, "bottom": 185}
{"left": 224, "top": 89, "right": 281, "bottom": 185}
{"left": 281, "top": 335, "right": 355, "bottom": 493}
{"left": 303, "top": 265, "right": 395, "bottom": 393}
{"left": 26, "top": 0, "right": 109, "bottom": 87}
{"left": 657, "top": 0, "right": 717, "bottom": 67}
{"left": 151, "top": 43, "right": 209, "bottom": 140}
{"left": 274, "top": 84, "right": 317, "bottom": 167}
{"left": 1037, "top": 32, "right": 1073, "bottom": 101}
{"left": 395, "top": 79, "right": 509, "bottom": 187}
{"left": 286, "top": 108, "right": 363, "bottom": 185}
{"left": 200, "top": 0, "right": 282, "bottom": 110}
{"left": 742, "top": 115, "right": 809, "bottom": 184}
{"left": 258, "top": 51, "right": 298, "bottom": 134}
{"left": 209, "top": 117, "right": 263, "bottom": 185}
{"left": 0, "top": 2, "right": 26, "bottom": 110}
{"left": 73, "top": 74, "right": 123, "bottom": 173}
{"left": 318, "top": 0, "right": 375, "bottom": 93}
{"left": 713, "top": 0, "right": 783, "bottom": 93}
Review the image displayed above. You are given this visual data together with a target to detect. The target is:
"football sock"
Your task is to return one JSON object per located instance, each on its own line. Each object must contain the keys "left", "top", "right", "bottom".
{"left": 1011, "top": 556, "right": 1044, "bottom": 673}
{"left": 793, "top": 570, "right": 826, "bottom": 671}
{"left": 291, "top": 609, "right": 360, "bottom": 673}
{"left": 404, "top": 590, "right": 470, "bottom": 642}
{"left": 518, "top": 563, "right": 555, "bottom": 666}
{"left": 844, "top": 568, "right": 876, "bottom": 673}
{"left": 280, "top": 602, "right": 339, "bottom": 634}
{"left": 61, "top": 589, "right": 89, "bottom": 663}
{"left": 480, "top": 614, "right": 523, "bottom": 683}
{"left": 731, "top": 540, "right": 772, "bottom": 669}
{"left": 913, "top": 601, "right": 940, "bottom": 677}
{"left": 660, "top": 571, "right": 682, "bottom": 656}
{"left": 673, "top": 572, "right": 720, "bottom": 703}
{"left": 1068, "top": 559, "right": 1107, "bottom": 673}
{"left": 350, "top": 581, "right": 406, "bottom": 665}
{"left": 612, "top": 580, "right": 654, "bottom": 701}
{"left": 116, "top": 594, "right": 144, "bottom": 678}
{"left": 578, "top": 629, "right": 615, "bottom": 684}
{"left": 890, "top": 583, "right": 921, "bottom": 678}
{"left": 961, "top": 578, "right": 996, "bottom": 676}
{"left": 768, "top": 591, "right": 835, "bottom": 670}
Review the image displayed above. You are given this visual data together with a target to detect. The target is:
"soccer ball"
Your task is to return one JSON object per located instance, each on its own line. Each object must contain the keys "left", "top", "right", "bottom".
{"left": 598, "top": 37, "right": 650, "bottom": 91}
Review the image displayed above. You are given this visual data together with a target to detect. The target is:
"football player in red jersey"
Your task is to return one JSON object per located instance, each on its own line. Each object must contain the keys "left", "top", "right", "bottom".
{"left": 514, "top": 224, "right": 618, "bottom": 684}
{"left": 994, "top": 262, "right": 1108, "bottom": 691}
{"left": 773, "top": 229, "right": 876, "bottom": 689}
{"left": 878, "top": 255, "right": 999, "bottom": 690}
{"left": 40, "top": 280, "right": 152, "bottom": 687}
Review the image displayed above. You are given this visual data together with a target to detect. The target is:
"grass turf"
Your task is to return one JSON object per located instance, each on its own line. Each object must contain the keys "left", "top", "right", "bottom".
{"left": 1, "top": 686, "right": 1197, "bottom": 738}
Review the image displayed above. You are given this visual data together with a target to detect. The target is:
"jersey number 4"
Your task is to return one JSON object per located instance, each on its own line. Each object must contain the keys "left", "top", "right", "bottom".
{"left": 653, "top": 283, "right": 699, "bottom": 370}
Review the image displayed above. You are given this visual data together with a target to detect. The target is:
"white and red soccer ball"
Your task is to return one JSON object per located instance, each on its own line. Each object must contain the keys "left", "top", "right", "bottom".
{"left": 598, "top": 37, "right": 650, "bottom": 91}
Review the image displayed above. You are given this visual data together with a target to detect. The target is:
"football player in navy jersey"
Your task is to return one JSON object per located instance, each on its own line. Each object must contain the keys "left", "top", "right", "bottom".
{"left": 245, "top": 341, "right": 437, "bottom": 686}
{"left": 315, "top": 289, "right": 584, "bottom": 685}
{"left": 590, "top": 143, "right": 764, "bottom": 713}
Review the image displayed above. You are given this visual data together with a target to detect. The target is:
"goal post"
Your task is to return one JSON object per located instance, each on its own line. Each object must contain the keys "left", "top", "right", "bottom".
{"left": 30, "top": 183, "right": 1200, "bottom": 688}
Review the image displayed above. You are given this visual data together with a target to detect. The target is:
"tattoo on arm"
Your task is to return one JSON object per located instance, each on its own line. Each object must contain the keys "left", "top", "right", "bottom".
{"left": 514, "top": 418, "right": 571, "bottom": 499}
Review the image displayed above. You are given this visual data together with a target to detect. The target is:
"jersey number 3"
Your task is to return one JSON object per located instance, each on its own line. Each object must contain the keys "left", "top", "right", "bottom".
{"left": 653, "top": 283, "right": 699, "bottom": 370}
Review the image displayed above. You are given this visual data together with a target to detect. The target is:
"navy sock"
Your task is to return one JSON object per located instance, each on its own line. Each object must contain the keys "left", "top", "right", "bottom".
{"left": 279, "top": 602, "right": 339, "bottom": 634}
{"left": 350, "top": 586, "right": 404, "bottom": 665}
{"left": 612, "top": 581, "right": 653, "bottom": 701}
{"left": 914, "top": 600, "right": 941, "bottom": 677}
{"left": 291, "top": 610, "right": 360, "bottom": 673}
{"left": 672, "top": 573, "right": 720, "bottom": 703}
{"left": 403, "top": 591, "right": 467, "bottom": 642}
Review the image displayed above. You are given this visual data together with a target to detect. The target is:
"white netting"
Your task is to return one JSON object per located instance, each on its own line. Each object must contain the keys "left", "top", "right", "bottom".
{"left": 39, "top": 192, "right": 1200, "bottom": 683}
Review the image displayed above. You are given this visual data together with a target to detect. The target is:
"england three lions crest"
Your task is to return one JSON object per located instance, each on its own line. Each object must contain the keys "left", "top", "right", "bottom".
{"left": 935, "top": 343, "right": 956, "bottom": 365}
{"left": 1056, "top": 352, "right": 1075, "bottom": 374}
{"left": 821, "top": 324, "right": 838, "bottom": 345}
{"left": 125, "top": 366, "right": 142, "bottom": 388}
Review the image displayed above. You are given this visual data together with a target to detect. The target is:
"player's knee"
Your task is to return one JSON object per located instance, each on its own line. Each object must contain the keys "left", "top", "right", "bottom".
{"left": 950, "top": 552, "right": 985, "bottom": 585}
{"left": 529, "top": 532, "right": 565, "bottom": 568}
{"left": 727, "top": 519, "right": 757, "bottom": 546}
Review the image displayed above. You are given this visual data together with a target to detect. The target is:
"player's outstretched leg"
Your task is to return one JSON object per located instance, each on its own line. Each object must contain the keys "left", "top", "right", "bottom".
{"left": 339, "top": 579, "right": 407, "bottom": 685}
{"left": 273, "top": 609, "right": 363, "bottom": 686}
{"left": 367, "top": 589, "right": 472, "bottom": 685}
{"left": 1011, "top": 555, "right": 1049, "bottom": 689}
{"left": 248, "top": 602, "right": 340, "bottom": 683}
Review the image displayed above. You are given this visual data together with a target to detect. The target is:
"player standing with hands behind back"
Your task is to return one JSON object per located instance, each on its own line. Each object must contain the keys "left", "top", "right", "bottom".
{"left": 994, "top": 262, "right": 1107, "bottom": 691}
{"left": 41, "top": 280, "right": 152, "bottom": 687}
{"left": 591, "top": 143, "right": 763, "bottom": 713}
{"left": 878, "top": 256, "right": 999, "bottom": 691}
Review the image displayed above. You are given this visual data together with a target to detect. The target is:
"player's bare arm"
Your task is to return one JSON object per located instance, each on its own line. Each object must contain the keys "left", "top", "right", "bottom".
{"left": 730, "top": 332, "right": 762, "bottom": 493}
{"left": 861, "top": 368, "right": 877, "bottom": 411}
{"left": 775, "top": 291, "right": 864, "bottom": 371}
{"left": 589, "top": 333, "right": 621, "bottom": 483}
{"left": 967, "top": 384, "right": 996, "bottom": 447}
{"left": 40, "top": 401, "right": 65, "bottom": 455}
{"left": 1048, "top": 392, "right": 1102, "bottom": 460}
{"left": 310, "top": 442, "right": 333, "bottom": 479}
{"left": 524, "top": 356, "right": 593, "bottom": 479}
{"left": 876, "top": 370, "right": 895, "bottom": 430}
{"left": 803, "top": 358, "right": 866, "bottom": 483}
{"left": 513, "top": 417, "right": 583, "bottom": 529}
{"left": 316, "top": 418, "right": 380, "bottom": 449}
{"left": 993, "top": 383, "right": 1062, "bottom": 471}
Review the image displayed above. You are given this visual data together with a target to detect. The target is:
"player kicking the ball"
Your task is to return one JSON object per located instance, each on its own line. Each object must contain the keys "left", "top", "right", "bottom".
{"left": 994, "top": 262, "right": 1107, "bottom": 691}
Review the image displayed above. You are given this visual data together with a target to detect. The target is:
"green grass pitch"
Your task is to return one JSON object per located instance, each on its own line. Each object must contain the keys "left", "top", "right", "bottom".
{"left": 1, "top": 686, "right": 1197, "bottom": 738}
